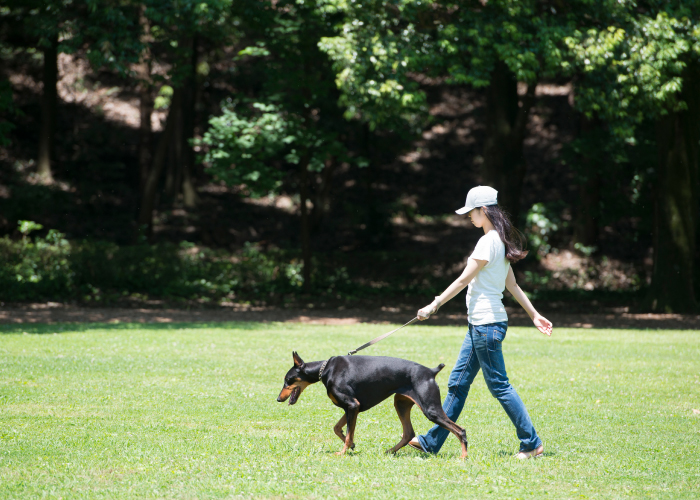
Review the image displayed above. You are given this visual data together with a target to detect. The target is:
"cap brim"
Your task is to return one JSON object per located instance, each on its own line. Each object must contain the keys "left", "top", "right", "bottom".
{"left": 455, "top": 205, "right": 475, "bottom": 215}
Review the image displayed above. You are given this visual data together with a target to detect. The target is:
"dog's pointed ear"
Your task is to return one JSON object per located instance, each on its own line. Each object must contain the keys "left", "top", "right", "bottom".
{"left": 292, "top": 351, "right": 305, "bottom": 367}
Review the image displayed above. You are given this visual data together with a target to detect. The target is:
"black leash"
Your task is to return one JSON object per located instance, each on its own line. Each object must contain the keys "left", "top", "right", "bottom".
{"left": 347, "top": 317, "right": 419, "bottom": 356}
{"left": 319, "top": 316, "right": 420, "bottom": 380}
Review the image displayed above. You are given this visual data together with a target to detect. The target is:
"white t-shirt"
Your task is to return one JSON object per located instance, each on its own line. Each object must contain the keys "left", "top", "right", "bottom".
{"left": 465, "top": 230, "right": 510, "bottom": 325}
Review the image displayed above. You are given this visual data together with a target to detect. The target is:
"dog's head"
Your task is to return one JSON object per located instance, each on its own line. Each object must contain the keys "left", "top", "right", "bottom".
{"left": 277, "top": 351, "right": 314, "bottom": 405}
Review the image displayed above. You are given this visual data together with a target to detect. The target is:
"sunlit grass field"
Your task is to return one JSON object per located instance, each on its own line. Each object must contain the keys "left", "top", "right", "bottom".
{"left": 1, "top": 321, "right": 699, "bottom": 499}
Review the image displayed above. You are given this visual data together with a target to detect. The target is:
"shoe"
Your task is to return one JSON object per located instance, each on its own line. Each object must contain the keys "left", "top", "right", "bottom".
{"left": 515, "top": 444, "right": 544, "bottom": 459}
{"left": 408, "top": 437, "right": 426, "bottom": 452}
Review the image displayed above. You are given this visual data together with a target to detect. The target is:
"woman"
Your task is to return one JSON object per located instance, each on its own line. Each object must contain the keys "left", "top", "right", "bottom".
{"left": 409, "top": 185, "right": 552, "bottom": 459}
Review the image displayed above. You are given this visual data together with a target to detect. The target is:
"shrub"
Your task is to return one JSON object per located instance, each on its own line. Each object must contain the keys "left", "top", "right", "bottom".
{"left": 0, "top": 223, "right": 351, "bottom": 303}
{"left": 0, "top": 229, "right": 73, "bottom": 300}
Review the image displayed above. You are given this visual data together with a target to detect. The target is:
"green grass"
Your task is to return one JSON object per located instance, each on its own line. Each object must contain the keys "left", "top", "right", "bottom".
{"left": 1, "top": 322, "right": 699, "bottom": 499}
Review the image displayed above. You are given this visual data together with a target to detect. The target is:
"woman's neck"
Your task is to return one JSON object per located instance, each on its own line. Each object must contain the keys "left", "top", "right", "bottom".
{"left": 482, "top": 220, "right": 495, "bottom": 235}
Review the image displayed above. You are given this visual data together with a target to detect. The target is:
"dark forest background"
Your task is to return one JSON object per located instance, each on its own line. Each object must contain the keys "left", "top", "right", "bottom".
{"left": 0, "top": 0, "right": 698, "bottom": 313}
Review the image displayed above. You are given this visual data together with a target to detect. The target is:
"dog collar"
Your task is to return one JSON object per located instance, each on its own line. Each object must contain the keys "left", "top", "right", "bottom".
{"left": 319, "top": 357, "right": 331, "bottom": 379}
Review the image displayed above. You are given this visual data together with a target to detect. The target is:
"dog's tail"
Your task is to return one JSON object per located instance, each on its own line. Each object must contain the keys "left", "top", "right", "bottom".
{"left": 431, "top": 363, "right": 445, "bottom": 376}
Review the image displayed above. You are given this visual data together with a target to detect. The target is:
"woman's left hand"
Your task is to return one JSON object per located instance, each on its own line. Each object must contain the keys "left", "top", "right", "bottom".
{"left": 533, "top": 313, "right": 553, "bottom": 336}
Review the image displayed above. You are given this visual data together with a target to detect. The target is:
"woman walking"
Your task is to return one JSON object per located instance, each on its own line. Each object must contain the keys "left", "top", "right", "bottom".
{"left": 409, "top": 185, "right": 552, "bottom": 459}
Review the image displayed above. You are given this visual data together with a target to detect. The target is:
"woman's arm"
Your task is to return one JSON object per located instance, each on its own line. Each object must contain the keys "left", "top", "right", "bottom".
{"left": 505, "top": 266, "right": 553, "bottom": 336}
{"left": 417, "top": 258, "right": 487, "bottom": 320}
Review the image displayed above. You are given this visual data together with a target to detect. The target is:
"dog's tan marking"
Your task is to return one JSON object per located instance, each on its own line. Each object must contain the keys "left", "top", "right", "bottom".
{"left": 294, "top": 381, "right": 310, "bottom": 393}
{"left": 278, "top": 386, "right": 293, "bottom": 401}
{"left": 336, "top": 398, "right": 360, "bottom": 456}
{"left": 386, "top": 394, "right": 416, "bottom": 454}
{"left": 278, "top": 380, "right": 311, "bottom": 402}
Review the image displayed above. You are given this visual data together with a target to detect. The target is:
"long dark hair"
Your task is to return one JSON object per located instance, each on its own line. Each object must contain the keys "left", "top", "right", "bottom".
{"left": 482, "top": 205, "right": 528, "bottom": 263}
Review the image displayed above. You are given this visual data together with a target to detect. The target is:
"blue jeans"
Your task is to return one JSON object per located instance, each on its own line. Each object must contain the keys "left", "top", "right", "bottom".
{"left": 417, "top": 322, "right": 542, "bottom": 453}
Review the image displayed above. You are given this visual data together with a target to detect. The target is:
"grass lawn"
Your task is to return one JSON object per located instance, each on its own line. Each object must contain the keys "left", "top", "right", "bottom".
{"left": 1, "top": 321, "right": 699, "bottom": 499}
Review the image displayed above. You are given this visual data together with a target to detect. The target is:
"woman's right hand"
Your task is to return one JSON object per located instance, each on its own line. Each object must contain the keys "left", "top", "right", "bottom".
{"left": 417, "top": 299, "right": 439, "bottom": 320}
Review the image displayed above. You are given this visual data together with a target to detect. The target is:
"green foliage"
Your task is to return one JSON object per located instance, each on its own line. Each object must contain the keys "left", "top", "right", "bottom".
{"left": 318, "top": 0, "right": 429, "bottom": 131}
{"left": 201, "top": 103, "right": 293, "bottom": 195}
{"left": 17, "top": 220, "right": 43, "bottom": 237}
{"left": 317, "top": 0, "right": 599, "bottom": 131}
{"left": 565, "top": 6, "right": 700, "bottom": 137}
{"left": 525, "top": 203, "right": 563, "bottom": 258}
{"left": 201, "top": 101, "right": 352, "bottom": 196}
{"left": 0, "top": 228, "right": 73, "bottom": 300}
{"left": 430, "top": 0, "right": 584, "bottom": 87}
{"left": 3, "top": 0, "right": 73, "bottom": 49}
{"left": 202, "top": 1, "right": 359, "bottom": 196}
{"left": 153, "top": 85, "right": 174, "bottom": 110}
{"left": 80, "top": 0, "right": 237, "bottom": 80}
{"left": 0, "top": 227, "right": 355, "bottom": 302}
{"left": 573, "top": 242, "right": 597, "bottom": 258}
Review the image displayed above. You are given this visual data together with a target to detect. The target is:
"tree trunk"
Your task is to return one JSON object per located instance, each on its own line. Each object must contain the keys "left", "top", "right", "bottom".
{"left": 164, "top": 138, "right": 177, "bottom": 199}
{"left": 299, "top": 153, "right": 312, "bottom": 292}
{"left": 361, "top": 124, "right": 385, "bottom": 247}
{"left": 136, "top": 4, "right": 153, "bottom": 203}
{"left": 137, "top": 90, "right": 182, "bottom": 236}
{"left": 648, "top": 65, "right": 700, "bottom": 313}
{"left": 573, "top": 116, "right": 600, "bottom": 248}
{"left": 311, "top": 156, "right": 335, "bottom": 230}
{"left": 37, "top": 33, "right": 58, "bottom": 184}
{"left": 181, "top": 36, "right": 199, "bottom": 208}
{"left": 482, "top": 62, "right": 534, "bottom": 223}
{"left": 573, "top": 171, "right": 599, "bottom": 248}
{"left": 164, "top": 91, "right": 183, "bottom": 200}
{"left": 164, "top": 38, "right": 199, "bottom": 207}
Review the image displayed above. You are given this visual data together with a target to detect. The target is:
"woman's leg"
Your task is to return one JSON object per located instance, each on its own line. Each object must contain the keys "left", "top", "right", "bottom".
{"left": 473, "top": 322, "right": 542, "bottom": 452}
{"left": 418, "top": 324, "right": 481, "bottom": 454}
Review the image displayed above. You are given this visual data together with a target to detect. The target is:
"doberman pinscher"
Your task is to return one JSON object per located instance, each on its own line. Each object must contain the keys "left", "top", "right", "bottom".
{"left": 277, "top": 352, "right": 468, "bottom": 458}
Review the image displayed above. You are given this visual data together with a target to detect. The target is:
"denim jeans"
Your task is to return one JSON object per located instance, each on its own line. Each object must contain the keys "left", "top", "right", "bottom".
{"left": 417, "top": 321, "right": 542, "bottom": 453}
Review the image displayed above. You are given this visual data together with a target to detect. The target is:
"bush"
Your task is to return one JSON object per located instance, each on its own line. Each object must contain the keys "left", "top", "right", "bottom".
{"left": 0, "top": 229, "right": 73, "bottom": 300}
{"left": 0, "top": 224, "right": 350, "bottom": 303}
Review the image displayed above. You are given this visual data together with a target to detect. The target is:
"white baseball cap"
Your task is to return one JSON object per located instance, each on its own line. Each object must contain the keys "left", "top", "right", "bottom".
{"left": 455, "top": 186, "right": 498, "bottom": 215}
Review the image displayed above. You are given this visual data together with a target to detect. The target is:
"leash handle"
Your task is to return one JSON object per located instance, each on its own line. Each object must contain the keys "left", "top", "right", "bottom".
{"left": 347, "top": 317, "right": 419, "bottom": 355}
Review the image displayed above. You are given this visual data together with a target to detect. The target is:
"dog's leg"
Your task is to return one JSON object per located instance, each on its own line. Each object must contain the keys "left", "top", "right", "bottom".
{"left": 333, "top": 414, "right": 347, "bottom": 441}
{"left": 407, "top": 380, "right": 468, "bottom": 459}
{"left": 386, "top": 394, "right": 415, "bottom": 454}
{"left": 423, "top": 409, "right": 468, "bottom": 459}
{"left": 333, "top": 414, "right": 355, "bottom": 450}
{"left": 336, "top": 399, "right": 360, "bottom": 456}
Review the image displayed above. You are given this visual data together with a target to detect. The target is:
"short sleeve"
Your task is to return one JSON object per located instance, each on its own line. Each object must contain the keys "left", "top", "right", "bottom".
{"left": 470, "top": 234, "right": 495, "bottom": 262}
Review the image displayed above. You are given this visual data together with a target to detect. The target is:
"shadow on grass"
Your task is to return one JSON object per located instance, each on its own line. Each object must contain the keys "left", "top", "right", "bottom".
{"left": 0, "top": 321, "right": 271, "bottom": 335}
{"left": 497, "top": 449, "right": 557, "bottom": 458}
{"left": 317, "top": 449, "right": 445, "bottom": 459}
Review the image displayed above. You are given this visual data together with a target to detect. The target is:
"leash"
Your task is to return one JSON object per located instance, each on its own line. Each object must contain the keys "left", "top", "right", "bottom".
{"left": 319, "top": 316, "right": 420, "bottom": 379}
{"left": 347, "top": 316, "right": 419, "bottom": 356}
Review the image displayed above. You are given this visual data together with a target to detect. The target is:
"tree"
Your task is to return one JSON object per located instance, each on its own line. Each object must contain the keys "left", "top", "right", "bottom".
{"left": 566, "top": 6, "right": 700, "bottom": 312}
{"left": 81, "top": 0, "right": 236, "bottom": 236}
{"left": 3, "top": 0, "right": 79, "bottom": 183}
{"left": 201, "top": 0, "right": 358, "bottom": 291}
{"left": 319, "top": 0, "right": 584, "bottom": 222}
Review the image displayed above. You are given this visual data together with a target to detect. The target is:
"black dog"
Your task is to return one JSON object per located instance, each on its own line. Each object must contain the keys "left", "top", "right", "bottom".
{"left": 277, "top": 352, "right": 468, "bottom": 458}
